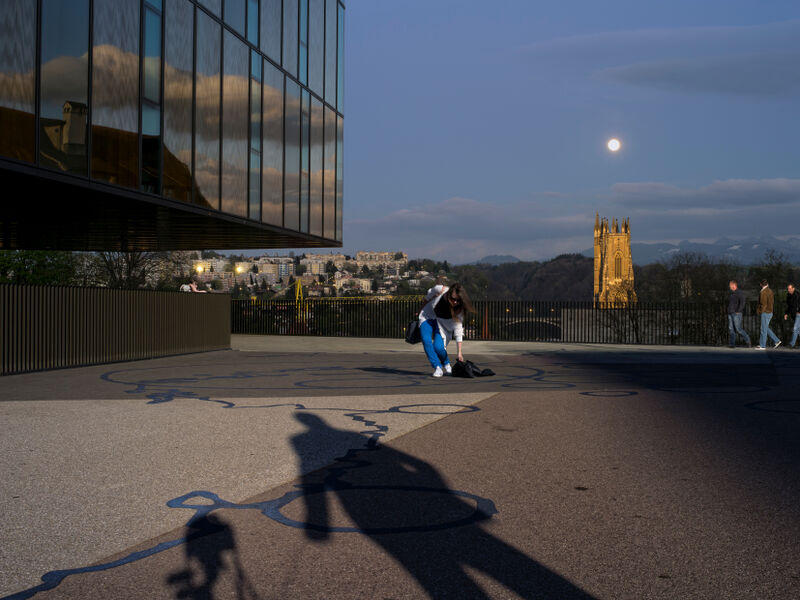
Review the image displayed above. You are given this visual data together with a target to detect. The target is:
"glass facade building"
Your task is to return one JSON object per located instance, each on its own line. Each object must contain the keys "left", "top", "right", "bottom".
{"left": 0, "top": 0, "right": 344, "bottom": 250}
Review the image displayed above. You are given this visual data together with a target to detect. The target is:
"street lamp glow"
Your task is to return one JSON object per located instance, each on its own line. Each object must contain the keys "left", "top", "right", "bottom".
{"left": 236, "top": 266, "right": 243, "bottom": 274}
{"left": 195, "top": 265, "right": 203, "bottom": 273}
{"left": 607, "top": 138, "right": 621, "bottom": 152}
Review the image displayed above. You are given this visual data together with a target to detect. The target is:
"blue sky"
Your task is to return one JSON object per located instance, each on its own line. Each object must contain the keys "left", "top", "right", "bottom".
{"left": 339, "top": 0, "right": 800, "bottom": 262}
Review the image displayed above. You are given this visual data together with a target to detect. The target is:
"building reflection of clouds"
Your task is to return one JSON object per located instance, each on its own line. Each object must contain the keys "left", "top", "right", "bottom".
{"left": 0, "top": 0, "right": 343, "bottom": 239}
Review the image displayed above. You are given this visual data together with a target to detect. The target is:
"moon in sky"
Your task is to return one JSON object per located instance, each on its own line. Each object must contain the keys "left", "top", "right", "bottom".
{"left": 607, "top": 138, "right": 621, "bottom": 152}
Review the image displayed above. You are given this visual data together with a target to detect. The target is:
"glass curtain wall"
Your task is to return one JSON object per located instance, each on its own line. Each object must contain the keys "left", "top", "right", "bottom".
{"left": 324, "top": 0, "right": 336, "bottom": 106}
{"left": 142, "top": 2, "right": 163, "bottom": 193}
{"left": 284, "top": 79, "right": 301, "bottom": 230}
{"left": 300, "top": 89, "right": 310, "bottom": 233}
{"left": 309, "top": 97, "right": 323, "bottom": 236}
{"left": 225, "top": 0, "right": 246, "bottom": 36}
{"left": 198, "top": 0, "right": 221, "bottom": 17}
{"left": 308, "top": 0, "right": 324, "bottom": 97}
{"left": 336, "top": 114, "right": 343, "bottom": 241}
{"left": 2, "top": 0, "right": 343, "bottom": 244}
{"left": 337, "top": 2, "right": 344, "bottom": 111}
{"left": 260, "top": 0, "right": 282, "bottom": 63}
{"left": 282, "top": 0, "right": 298, "bottom": 78}
{"left": 249, "top": 51, "right": 262, "bottom": 221}
{"left": 0, "top": 0, "right": 37, "bottom": 163}
{"left": 222, "top": 30, "right": 249, "bottom": 217}
{"left": 261, "top": 61, "right": 284, "bottom": 226}
{"left": 91, "top": 0, "right": 140, "bottom": 188}
{"left": 163, "top": 0, "right": 195, "bottom": 204}
{"left": 247, "top": 0, "right": 259, "bottom": 45}
{"left": 299, "top": 0, "right": 308, "bottom": 85}
{"left": 323, "top": 106, "right": 336, "bottom": 240}
{"left": 39, "top": 0, "right": 90, "bottom": 176}
{"left": 195, "top": 10, "right": 221, "bottom": 210}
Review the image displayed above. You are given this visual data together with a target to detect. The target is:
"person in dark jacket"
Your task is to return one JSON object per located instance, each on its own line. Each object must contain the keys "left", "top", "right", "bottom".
{"left": 726, "top": 280, "right": 751, "bottom": 348}
{"left": 756, "top": 279, "right": 781, "bottom": 349}
{"left": 784, "top": 283, "right": 800, "bottom": 348}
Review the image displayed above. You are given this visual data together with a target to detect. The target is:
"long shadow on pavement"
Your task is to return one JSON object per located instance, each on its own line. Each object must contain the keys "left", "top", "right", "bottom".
{"left": 166, "top": 515, "right": 259, "bottom": 600}
{"left": 291, "top": 413, "right": 596, "bottom": 600}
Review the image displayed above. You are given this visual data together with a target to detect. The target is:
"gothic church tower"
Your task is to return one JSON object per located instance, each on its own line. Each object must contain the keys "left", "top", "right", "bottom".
{"left": 593, "top": 214, "right": 636, "bottom": 306}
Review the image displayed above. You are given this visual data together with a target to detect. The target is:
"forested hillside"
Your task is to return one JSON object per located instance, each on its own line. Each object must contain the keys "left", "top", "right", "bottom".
{"left": 451, "top": 254, "right": 594, "bottom": 301}
{"left": 433, "top": 251, "right": 800, "bottom": 303}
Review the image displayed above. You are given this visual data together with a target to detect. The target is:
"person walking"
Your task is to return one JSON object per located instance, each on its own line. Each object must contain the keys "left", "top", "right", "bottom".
{"left": 417, "top": 283, "right": 474, "bottom": 377}
{"left": 726, "top": 280, "right": 751, "bottom": 348}
{"left": 756, "top": 279, "right": 781, "bottom": 349}
{"left": 784, "top": 283, "right": 800, "bottom": 348}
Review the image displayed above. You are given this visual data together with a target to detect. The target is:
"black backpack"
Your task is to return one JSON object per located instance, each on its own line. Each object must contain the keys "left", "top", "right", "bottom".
{"left": 452, "top": 360, "right": 495, "bottom": 378}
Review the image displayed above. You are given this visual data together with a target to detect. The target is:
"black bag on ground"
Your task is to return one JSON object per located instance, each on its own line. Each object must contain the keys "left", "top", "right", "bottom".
{"left": 405, "top": 320, "right": 422, "bottom": 344}
{"left": 452, "top": 360, "right": 495, "bottom": 378}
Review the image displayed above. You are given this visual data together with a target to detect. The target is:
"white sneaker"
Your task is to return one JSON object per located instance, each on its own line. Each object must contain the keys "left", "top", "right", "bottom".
{"left": 755, "top": 346, "right": 766, "bottom": 350}
{"left": 432, "top": 366, "right": 443, "bottom": 378}
{"left": 774, "top": 341, "right": 782, "bottom": 348}
{"left": 443, "top": 364, "right": 452, "bottom": 375}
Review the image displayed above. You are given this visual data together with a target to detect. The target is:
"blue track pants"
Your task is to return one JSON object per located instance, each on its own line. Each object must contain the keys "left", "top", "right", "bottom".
{"left": 419, "top": 319, "right": 449, "bottom": 369}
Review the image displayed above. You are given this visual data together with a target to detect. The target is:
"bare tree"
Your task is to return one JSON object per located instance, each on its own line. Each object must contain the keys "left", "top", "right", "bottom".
{"left": 94, "top": 251, "right": 195, "bottom": 289}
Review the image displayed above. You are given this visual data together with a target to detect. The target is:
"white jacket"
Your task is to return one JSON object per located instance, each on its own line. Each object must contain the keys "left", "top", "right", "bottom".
{"left": 419, "top": 285, "right": 465, "bottom": 344}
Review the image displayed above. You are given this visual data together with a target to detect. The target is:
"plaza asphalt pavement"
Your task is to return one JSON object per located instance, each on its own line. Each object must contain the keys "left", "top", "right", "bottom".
{"left": 1, "top": 336, "right": 799, "bottom": 599}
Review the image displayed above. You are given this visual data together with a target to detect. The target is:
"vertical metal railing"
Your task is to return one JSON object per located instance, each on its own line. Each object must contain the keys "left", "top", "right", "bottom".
{"left": 1, "top": 284, "right": 231, "bottom": 375}
{"left": 231, "top": 297, "right": 745, "bottom": 347}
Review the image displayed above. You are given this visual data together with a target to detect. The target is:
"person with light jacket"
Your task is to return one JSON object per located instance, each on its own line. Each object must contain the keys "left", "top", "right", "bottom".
{"left": 417, "top": 283, "right": 475, "bottom": 377}
{"left": 756, "top": 279, "right": 781, "bottom": 349}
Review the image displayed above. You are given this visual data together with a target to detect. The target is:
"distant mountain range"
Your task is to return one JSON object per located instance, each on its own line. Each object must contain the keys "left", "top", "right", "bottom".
{"left": 581, "top": 235, "right": 800, "bottom": 265}
{"left": 471, "top": 255, "right": 521, "bottom": 266}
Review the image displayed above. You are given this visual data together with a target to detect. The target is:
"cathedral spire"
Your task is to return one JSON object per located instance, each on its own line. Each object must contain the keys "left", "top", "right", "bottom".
{"left": 594, "top": 215, "right": 636, "bottom": 307}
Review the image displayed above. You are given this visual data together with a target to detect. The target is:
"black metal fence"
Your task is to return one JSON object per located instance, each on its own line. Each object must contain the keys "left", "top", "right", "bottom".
{"left": 232, "top": 297, "right": 781, "bottom": 346}
{"left": 1, "top": 284, "right": 231, "bottom": 375}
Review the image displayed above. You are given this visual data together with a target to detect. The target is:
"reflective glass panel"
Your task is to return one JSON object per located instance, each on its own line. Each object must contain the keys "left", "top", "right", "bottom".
{"left": 299, "top": 0, "right": 308, "bottom": 84}
{"left": 163, "top": 0, "right": 194, "bottom": 204}
{"left": 39, "top": 0, "right": 89, "bottom": 175}
{"left": 337, "top": 2, "right": 344, "bottom": 112}
{"left": 309, "top": 97, "right": 323, "bottom": 237}
{"left": 0, "top": 0, "right": 36, "bottom": 162}
{"left": 261, "top": 61, "right": 284, "bottom": 226}
{"left": 247, "top": 0, "right": 258, "bottom": 44}
{"left": 92, "top": 0, "right": 140, "bottom": 188}
{"left": 323, "top": 105, "right": 335, "bottom": 240}
{"left": 300, "top": 89, "right": 310, "bottom": 233}
{"left": 143, "top": 105, "right": 160, "bottom": 136}
{"left": 142, "top": 103, "right": 161, "bottom": 192}
{"left": 147, "top": 0, "right": 163, "bottom": 9}
{"left": 222, "top": 30, "right": 249, "bottom": 217}
{"left": 284, "top": 79, "right": 301, "bottom": 230}
{"left": 144, "top": 8, "right": 161, "bottom": 103}
{"left": 195, "top": 10, "right": 221, "bottom": 209}
{"left": 336, "top": 114, "right": 343, "bottom": 241}
{"left": 324, "top": 0, "right": 336, "bottom": 105}
{"left": 260, "top": 0, "right": 281, "bottom": 63}
{"left": 198, "top": 0, "right": 221, "bottom": 17}
{"left": 282, "top": 0, "right": 298, "bottom": 77}
{"left": 249, "top": 150, "right": 260, "bottom": 220}
{"left": 308, "top": 0, "right": 324, "bottom": 97}
{"left": 225, "top": 0, "right": 246, "bottom": 36}
{"left": 250, "top": 50, "right": 261, "bottom": 152}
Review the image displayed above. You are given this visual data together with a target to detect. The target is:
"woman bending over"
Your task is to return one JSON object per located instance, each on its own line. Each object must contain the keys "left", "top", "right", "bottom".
{"left": 418, "top": 283, "right": 475, "bottom": 377}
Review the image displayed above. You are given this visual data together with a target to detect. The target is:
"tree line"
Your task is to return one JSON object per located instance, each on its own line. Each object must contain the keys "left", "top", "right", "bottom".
{"left": 410, "top": 251, "right": 800, "bottom": 305}
{"left": 3, "top": 249, "right": 798, "bottom": 307}
{"left": 0, "top": 250, "right": 196, "bottom": 290}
